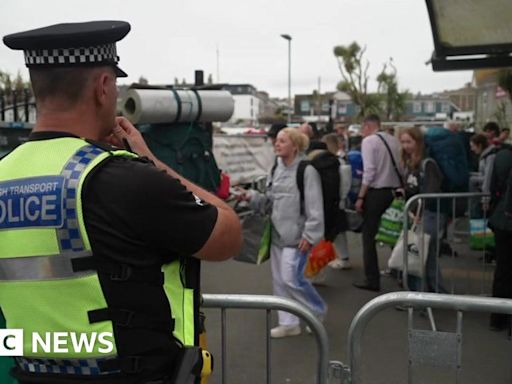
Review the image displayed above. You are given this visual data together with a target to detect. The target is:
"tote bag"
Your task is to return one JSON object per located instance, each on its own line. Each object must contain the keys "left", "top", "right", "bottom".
{"left": 388, "top": 225, "right": 430, "bottom": 277}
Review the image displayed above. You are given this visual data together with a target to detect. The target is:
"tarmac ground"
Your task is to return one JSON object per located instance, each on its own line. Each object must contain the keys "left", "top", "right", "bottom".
{"left": 201, "top": 229, "right": 512, "bottom": 384}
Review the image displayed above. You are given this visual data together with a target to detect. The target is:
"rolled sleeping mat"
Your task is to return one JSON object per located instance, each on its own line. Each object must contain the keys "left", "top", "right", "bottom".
{"left": 121, "top": 88, "right": 235, "bottom": 124}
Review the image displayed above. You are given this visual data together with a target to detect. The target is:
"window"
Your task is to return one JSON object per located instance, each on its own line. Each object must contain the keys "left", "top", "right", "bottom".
{"left": 413, "top": 102, "right": 422, "bottom": 113}
{"left": 321, "top": 102, "right": 330, "bottom": 112}
{"left": 300, "top": 100, "right": 310, "bottom": 112}
{"left": 441, "top": 102, "right": 450, "bottom": 113}
{"left": 338, "top": 103, "right": 348, "bottom": 114}
{"left": 425, "top": 101, "right": 435, "bottom": 113}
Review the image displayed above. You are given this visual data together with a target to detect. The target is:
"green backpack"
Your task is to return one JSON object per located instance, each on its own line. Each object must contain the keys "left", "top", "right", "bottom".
{"left": 140, "top": 122, "right": 221, "bottom": 192}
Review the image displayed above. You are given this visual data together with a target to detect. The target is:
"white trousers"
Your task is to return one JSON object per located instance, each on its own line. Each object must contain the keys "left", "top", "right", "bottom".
{"left": 333, "top": 231, "right": 349, "bottom": 260}
{"left": 270, "top": 244, "right": 327, "bottom": 326}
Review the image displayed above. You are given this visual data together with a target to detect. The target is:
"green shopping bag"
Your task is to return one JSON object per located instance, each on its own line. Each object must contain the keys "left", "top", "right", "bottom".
{"left": 375, "top": 198, "right": 405, "bottom": 246}
{"left": 470, "top": 219, "right": 495, "bottom": 250}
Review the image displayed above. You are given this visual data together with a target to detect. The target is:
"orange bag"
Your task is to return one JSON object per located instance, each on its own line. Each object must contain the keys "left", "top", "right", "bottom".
{"left": 304, "top": 240, "right": 336, "bottom": 278}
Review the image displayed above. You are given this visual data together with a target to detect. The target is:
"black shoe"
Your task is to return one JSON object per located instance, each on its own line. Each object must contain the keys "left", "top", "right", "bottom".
{"left": 353, "top": 280, "right": 380, "bottom": 292}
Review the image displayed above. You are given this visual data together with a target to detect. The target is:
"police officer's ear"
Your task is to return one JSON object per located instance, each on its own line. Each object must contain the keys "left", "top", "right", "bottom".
{"left": 93, "top": 67, "right": 117, "bottom": 107}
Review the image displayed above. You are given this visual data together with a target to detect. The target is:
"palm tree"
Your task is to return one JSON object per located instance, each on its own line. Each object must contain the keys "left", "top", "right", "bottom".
{"left": 376, "top": 59, "right": 409, "bottom": 121}
{"left": 333, "top": 42, "right": 382, "bottom": 119}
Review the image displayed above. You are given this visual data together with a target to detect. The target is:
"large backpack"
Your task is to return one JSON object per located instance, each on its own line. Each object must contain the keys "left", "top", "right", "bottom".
{"left": 298, "top": 150, "right": 343, "bottom": 241}
{"left": 424, "top": 127, "right": 469, "bottom": 193}
{"left": 142, "top": 122, "right": 221, "bottom": 192}
{"left": 424, "top": 127, "right": 469, "bottom": 215}
{"left": 270, "top": 151, "right": 344, "bottom": 241}
{"left": 347, "top": 149, "right": 363, "bottom": 206}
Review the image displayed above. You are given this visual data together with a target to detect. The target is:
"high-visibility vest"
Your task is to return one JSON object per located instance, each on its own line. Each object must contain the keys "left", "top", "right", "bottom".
{"left": 0, "top": 137, "right": 199, "bottom": 379}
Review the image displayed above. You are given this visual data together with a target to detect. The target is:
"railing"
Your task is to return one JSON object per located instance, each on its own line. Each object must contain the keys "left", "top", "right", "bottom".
{"left": 0, "top": 89, "right": 35, "bottom": 123}
{"left": 401, "top": 192, "right": 493, "bottom": 295}
{"left": 201, "top": 293, "right": 339, "bottom": 384}
{"left": 347, "top": 291, "right": 512, "bottom": 384}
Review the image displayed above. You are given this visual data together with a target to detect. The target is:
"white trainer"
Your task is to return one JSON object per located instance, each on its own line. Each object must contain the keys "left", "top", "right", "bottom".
{"left": 339, "top": 259, "right": 352, "bottom": 270}
{"left": 328, "top": 259, "right": 344, "bottom": 269}
{"left": 270, "top": 325, "right": 301, "bottom": 338}
{"left": 329, "top": 259, "right": 352, "bottom": 270}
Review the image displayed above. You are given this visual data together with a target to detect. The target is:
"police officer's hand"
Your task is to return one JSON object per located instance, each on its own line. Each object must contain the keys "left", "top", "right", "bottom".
{"left": 110, "top": 117, "right": 155, "bottom": 160}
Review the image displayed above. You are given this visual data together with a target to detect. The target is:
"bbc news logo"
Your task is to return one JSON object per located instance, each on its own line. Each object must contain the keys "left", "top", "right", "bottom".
{"left": 0, "top": 330, "right": 114, "bottom": 356}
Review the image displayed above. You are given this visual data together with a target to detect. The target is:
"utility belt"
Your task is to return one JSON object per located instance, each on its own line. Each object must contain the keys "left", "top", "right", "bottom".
{"left": 13, "top": 347, "right": 213, "bottom": 384}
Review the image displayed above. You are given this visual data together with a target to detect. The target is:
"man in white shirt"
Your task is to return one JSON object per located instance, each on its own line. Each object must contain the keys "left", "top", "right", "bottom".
{"left": 353, "top": 114, "right": 402, "bottom": 291}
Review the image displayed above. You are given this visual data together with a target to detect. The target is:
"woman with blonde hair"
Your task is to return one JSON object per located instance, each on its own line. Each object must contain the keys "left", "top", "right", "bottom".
{"left": 240, "top": 127, "right": 327, "bottom": 337}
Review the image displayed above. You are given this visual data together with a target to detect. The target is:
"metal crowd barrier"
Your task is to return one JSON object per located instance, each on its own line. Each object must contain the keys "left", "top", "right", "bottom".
{"left": 401, "top": 192, "right": 493, "bottom": 295}
{"left": 201, "top": 294, "right": 341, "bottom": 384}
{"left": 346, "top": 291, "right": 512, "bottom": 384}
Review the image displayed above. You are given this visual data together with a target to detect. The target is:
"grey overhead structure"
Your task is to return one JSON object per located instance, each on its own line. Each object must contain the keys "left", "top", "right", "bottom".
{"left": 425, "top": 0, "right": 512, "bottom": 71}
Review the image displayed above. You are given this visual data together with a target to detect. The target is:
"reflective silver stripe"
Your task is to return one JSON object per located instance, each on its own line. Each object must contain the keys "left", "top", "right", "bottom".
{"left": 0, "top": 251, "right": 93, "bottom": 281}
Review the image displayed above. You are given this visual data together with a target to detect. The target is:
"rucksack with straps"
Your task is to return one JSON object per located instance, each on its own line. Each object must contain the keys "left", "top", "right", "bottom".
{"left": 424, "top": 127, "right": 469, "bottom": 193}
{"left": 424, "top": 127, "right": 469, "bottom": 216}
{"left": 272, "top": 150, "right": 344, "bottom": 241}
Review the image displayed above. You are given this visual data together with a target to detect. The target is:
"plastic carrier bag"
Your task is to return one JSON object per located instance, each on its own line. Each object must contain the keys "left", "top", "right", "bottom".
{"left": 234, "top": 213, "right": 271, "bottom": 265}
{"left": 375, "top": 198, "right": 405, "bottom": 246}
{"left": 304, "top": 240, "right": 336, "bottom": 278}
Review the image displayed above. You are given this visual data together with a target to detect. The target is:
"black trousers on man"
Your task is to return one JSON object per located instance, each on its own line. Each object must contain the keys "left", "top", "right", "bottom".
{"left": 361, "top": 188, "right": 395, "bottom": 288}
{"left": 490, "top": 228, "right": 512, "bottom": 329}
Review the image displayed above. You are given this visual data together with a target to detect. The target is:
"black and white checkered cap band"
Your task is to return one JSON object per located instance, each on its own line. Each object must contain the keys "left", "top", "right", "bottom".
{"left": 24, "top": 44, "right": 119, "bottom": 66}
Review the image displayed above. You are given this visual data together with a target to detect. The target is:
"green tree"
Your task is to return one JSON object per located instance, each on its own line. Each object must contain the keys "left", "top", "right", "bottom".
{"left": 333, "top": 42, "right": 381, "bottom": 119}
{"left": 376, "top": 58, "right": 409, "bottom": 121}
{"left": 0, "top": 70, "right": 13, "bottom": 94}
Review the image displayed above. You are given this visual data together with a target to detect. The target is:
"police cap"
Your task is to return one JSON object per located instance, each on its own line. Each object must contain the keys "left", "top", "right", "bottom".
{"left": 3, "top": 20, "right": 130, "bottom": 77}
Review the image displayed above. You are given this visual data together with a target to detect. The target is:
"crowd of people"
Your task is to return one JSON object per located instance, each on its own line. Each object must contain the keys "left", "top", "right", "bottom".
{"left": 2, "top": 18, "right": 511, "bottom": 384}
{"left": 237, "top": 115, "right": 512, "bottom": 337}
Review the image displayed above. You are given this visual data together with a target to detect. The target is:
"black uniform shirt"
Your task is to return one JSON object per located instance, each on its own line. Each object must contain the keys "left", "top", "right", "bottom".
{"left": 29, "top": 131, "right": 218, "bottom": 265}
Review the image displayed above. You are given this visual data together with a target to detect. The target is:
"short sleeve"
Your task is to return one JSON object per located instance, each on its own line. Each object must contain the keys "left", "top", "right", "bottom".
{"left": 82, "top": 156, "right": 218, "bottom": 260}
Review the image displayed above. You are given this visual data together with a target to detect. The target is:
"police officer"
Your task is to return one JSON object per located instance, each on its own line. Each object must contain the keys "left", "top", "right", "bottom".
{"left": 0, "top": 21, "right": 242, "bottom": 383}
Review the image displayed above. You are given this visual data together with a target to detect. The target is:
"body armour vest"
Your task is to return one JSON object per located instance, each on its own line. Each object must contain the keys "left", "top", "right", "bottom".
{"left": 0, "top": 137, "right": 200, "bottom": 383}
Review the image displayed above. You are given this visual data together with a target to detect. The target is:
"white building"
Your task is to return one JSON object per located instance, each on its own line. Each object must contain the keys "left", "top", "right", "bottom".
{"left": 223, "top": 84, "right": 260, "bottom": 127}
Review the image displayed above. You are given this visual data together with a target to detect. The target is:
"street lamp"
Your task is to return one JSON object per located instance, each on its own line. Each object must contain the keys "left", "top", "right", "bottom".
{"left": 281, "top": 34, "right": 292, "bottom": 124}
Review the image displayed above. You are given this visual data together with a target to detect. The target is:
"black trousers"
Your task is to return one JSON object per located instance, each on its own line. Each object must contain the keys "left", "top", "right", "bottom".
{"left": 361, "top": 188, "right": 395, "bottom": 286}
{"left": 491, "top": 228, "right": 512, "bottom": 326}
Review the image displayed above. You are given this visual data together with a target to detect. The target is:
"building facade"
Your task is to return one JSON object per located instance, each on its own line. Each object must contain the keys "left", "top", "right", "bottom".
{"left": 403, "top": 94, "right": 459, "bottom": 121}
{"left": 222, "top": 84, "right": 260, "bottom": 126}
{"left": 473, "top": 69, "right": 512, "bottom": 130}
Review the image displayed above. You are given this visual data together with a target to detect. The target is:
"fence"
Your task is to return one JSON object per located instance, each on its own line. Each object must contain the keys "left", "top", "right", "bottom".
{"left": 201, "top": 293, "right": 343, "bottom": 384}
{"left": 400, "top": 192, "right": 494, "bottom": 295}
{"left": 346, "top": 291, "right": 512, "bottom": 384}
{"left": 0, "top": 89, "right": 36, "bottom": 123}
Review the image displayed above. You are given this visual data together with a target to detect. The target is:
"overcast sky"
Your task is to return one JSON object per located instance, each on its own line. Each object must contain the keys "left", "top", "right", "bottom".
{"left": 0, "top": 0, "right": 473, "bottom": 98}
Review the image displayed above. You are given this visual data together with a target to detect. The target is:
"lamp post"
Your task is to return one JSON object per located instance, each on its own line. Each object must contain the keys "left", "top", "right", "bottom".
{"left": 281, "top": 34, "right": 292, "bottom": 124}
